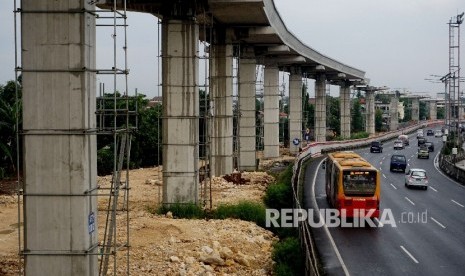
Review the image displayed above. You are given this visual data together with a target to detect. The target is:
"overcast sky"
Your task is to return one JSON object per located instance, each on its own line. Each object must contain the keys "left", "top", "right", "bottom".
{"left": 1, "top": 0, "right": 464, "bottom": 99}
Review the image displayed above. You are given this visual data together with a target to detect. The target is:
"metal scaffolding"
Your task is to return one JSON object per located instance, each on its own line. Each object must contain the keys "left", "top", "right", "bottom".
{"left": 13, "top": 0, "right": 136, "bottom": 274}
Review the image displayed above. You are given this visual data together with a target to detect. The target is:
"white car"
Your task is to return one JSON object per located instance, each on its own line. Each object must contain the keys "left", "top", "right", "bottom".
{"left": 405, "top": 168, "right": 428, "bottom": 190}
{"left": 393, "top": 140, "right": 404, "bottom": 150}
{"left": 434, "top": 130, "right": 442, "bottom": 137}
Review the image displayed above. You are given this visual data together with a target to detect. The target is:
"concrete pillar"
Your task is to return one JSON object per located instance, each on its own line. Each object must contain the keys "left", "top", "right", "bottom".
{"left": 390, "top": 95, "right": 399, "bottom": 131}
{"left": 412, "top": 98, "right": 420, "bottom": 122}
{"left": 263, "top": 65, "right": 280, "bottom": 158}
{"left": 429, "top": 101, "right": 437, "bottom": 120}
{"left": 22, "top": 1, "right": 98, "bottom": 274}
{"left": 210, "top": 41, "right": 234, "bottom": 176}
{"left": 339, "top": 82, "right": 351, "bottom": 139}
{"left": 238, "top": 48, "right": 257, "bottom": 171}
{"left": 162, "top": 19, "right": 199, "bottom": 204}
{"left": 315, "top": 74, "right": 327, "bottom": 142}
{"left": 288, "top": 68, "right": 302, "bottom": 154}
{"left": 365, "top": 91, "right": 375, "bottom": 136}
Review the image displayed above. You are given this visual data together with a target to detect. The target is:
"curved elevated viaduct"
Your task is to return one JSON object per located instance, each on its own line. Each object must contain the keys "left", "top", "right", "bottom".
{"left": 20, "top": 0, "right": 370, "bottom": 274}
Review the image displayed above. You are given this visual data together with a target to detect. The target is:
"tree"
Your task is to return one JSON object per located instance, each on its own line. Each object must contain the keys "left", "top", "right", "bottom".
{"left": 375, "top": 109, "right": 383, "bottom": 131}
{"left": 419, "top": 101, "right": 428, "bottom": 120}
{"left": 327, "top": 96, "right": 340, "bottom": 136}
{"left": 351, "top": 99, "right": 363, "bottom": 132}
{"left": 0, "top": 79, "right": 22, "bottom": 177}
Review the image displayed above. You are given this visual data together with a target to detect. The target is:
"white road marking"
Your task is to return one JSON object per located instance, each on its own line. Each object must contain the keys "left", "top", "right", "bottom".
{"left": 390, "top": 183, "right": 397, "bottom": 190}
{"left": 429, "top": 186, "right": 437, "bottom": 192}
{"left": 430, "top": 217, "right": 446, "bottom": 229}
{"left": 451, "top": 199, "right": 464, "bottom": 208}
{"left": 400, "top": 245, "right": 419, "bottom": 264}
{"left": 405, "top": 197, "right": 415, "bottom": 206}
{"left": 313, "top": 159, "right": 350, "bottom": 276}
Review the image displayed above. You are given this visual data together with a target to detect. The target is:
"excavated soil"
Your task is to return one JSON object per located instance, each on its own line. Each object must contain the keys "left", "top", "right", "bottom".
{"left": 0, "top": 154, "right": 295, "bottom": 275}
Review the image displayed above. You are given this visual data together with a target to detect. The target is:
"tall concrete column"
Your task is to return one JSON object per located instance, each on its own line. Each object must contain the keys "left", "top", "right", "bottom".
{"left": 22, "top": 1, "right": 98, "bottom": 274}
{"left": 390, "top": 95, "right": 399, "bottom": 131}
{"left": 412, "top": 98, "right": 420, "bottom": 122}
{"left": 263, "top": 65, "right": 280, "bottom": 158}
{"left": 210, "top": 41, "right": 233, "bottom": 176}
{"left": 238, "top": 48, "right": 257, "bottom": 171}
{"left": 162, "top": 19, "right": 199, "bottom": 204}
{"left": 288, "top": 68, "right": 302, "bottom": 154}
{"left": 315, "top": 74, "right": 327, "bottom": 142}
{"left": 365, "top": 91, "right": 375, "bottom": 136}
{"left": 339, "top": 82, "right": 351, "bottom": 139}
{"left": 429, "top": 101, "right": 437, "bottom": 120}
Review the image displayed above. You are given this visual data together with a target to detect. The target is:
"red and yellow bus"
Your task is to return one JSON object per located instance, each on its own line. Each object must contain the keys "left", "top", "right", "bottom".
{"left": 325, "top": 151, "right": 380, "bottom": 218}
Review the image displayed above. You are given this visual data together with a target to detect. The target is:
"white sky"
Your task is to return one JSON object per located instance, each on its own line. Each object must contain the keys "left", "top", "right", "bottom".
{"left": 1, "top": 0, "right": 464, "bottom": 99}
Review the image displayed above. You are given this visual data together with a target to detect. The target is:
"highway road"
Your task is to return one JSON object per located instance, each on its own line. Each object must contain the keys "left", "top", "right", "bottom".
{"left": 306, "top": 128, "right": 465, "bottom": 275}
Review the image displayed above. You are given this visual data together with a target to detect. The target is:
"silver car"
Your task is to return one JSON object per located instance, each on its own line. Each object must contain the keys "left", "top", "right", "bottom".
{"left": 393, "top": 140, "right": 404, "bottom": 150}
{"left": 405, "top": 168, "right": 428, "bottom": 190}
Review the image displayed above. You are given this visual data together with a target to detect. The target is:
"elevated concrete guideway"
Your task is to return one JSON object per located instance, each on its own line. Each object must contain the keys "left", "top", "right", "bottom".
{"left": 95, "top": 0, "right": 368, "bottom": 201}
{"left": 100, "top": 0, "right": 366, "bottom": 80}
{"left": 21, "top": 0, "right": 367, "bottom": 274}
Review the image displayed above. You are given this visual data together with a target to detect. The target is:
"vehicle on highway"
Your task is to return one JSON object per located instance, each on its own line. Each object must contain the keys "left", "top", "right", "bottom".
{"left": 418, "top": 137, "right": 427, "bottom": 146}
{"left": 426, "top": 129, "right": 434, "bottom": 136}
{"left": 424, "top": 142, "right": 434, "bottom": 152}
{"left": 393, "top": 140, "right": 404, "bottom": 150}
{"left": 370, "top": 141, "right": 383, "bottom": 153}
{"left": 390, "top": 154, "right": 407, "bottom": 172}
{"left": 434, "top": 130, "right": 443, "bottom": 137}
{"left": 417, "top": 132, "right": 424, "bottom": 139}
{"left": 325, "top": 152, "right": 380, "bottom": 218}
{"left": 398, "top": 134, "right": 409, "bottom": 146}
{"left": 405, "top": 168, "right": 428, "bottom": 190}
{"left": 417, "top": 146, "right": 430, "bottom": 159}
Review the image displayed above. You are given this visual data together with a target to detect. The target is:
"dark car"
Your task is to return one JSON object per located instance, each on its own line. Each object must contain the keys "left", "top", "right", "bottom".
{"left": 418, "top": 137, "right": 427, "bottom": 147}
{"left": 426, "top": 129, "right": 434, "bottom": 136}
{"left": 370, "top": 141, "right": 383, "bottom": 153}
{"left": 390, "top": 154, "right": 407, "bottom": 172}
{"left": 424, "top": 142, "right": 434, "bottom": 152}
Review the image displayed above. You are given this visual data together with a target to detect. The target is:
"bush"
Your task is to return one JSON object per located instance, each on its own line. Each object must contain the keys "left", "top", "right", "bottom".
{"left": 272, "top": 237, "right": 304, "bottom": 276}
{"left": 157, "top": 202, "right": 204, "bottom": 219}
{"left": 97, "top": 146, "right": 114, "bottom": 176}
{"left": 264, "top": 183, "right": 292, "bottom": 210}
{"left": 214, "top": 201, "right": 266, "bottom": 227}
{"left": 350, "top": 132, "right": 369, "bottom": 139}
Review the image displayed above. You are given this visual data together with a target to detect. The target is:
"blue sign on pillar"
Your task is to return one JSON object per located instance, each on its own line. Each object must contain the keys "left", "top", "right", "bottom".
{"left": 293, "top": 138, "right": 300, "bottom": 146}
{"left": 88, "top": 212, "right": 95, "bottom": 234}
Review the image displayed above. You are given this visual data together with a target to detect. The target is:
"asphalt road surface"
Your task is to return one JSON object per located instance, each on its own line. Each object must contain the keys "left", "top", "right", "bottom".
{"left": 307, "top": 128, "right": 465, "bottom": 276}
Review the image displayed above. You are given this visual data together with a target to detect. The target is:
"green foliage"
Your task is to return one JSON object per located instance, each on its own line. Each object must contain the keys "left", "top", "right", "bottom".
{"left": 264, "top": 182, "right": 292, "bottom": 210}
{"left": 272, "top": 237, "right": 304, "bottom": 276}
{"left": 327, "top": 96, "right": 340, "bottom": 135}
{"left": 97, "top": 146, "right": 114, "bottom": 176}
{"left": 375, "top": 109, "right": 383, "bottom": 132}
{"left": 350, "top": 132, "right": 369, "bottom": 139}
{"left": 351, "top": 99, "right": 363, "bottom": 132}
{"left": 419, "top": 101, "right": 428, "bottom": 120}
{"left": 214, "top": 201, "right": 266, "bottom": 227}
{"left": 437, "top": 107, "right": 445, "bottom": 119}
{"left": 0, "top": 79, "right": 22, "bottom": 177}
{"left": 157, "top": 202, "right": 204, "bottom": 219}
{"left": 132, "top": 104, "right": 162, "bottom": 167}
